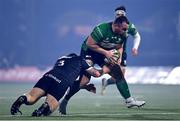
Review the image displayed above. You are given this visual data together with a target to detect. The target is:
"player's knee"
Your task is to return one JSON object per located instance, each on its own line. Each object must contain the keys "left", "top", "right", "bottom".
{"left": 25, "top": 94, "right": 38, "bottom": 105}
{"left": 110, "top": 64, "right": 124, "bottom": 80}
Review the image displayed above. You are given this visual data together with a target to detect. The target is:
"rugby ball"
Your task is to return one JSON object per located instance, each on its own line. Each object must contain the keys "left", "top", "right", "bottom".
{"left": 104, "top": 49, "right": 120, "bottom": 64}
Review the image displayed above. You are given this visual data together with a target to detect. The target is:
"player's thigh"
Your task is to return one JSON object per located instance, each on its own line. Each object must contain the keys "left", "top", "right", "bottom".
{"left": 27, "top": 76, "right": 53, "bottom": 104}
{"left": 29, "top": 76, "right": 51, "bottom": 101}
{"left": 26, "top": 87, "right": 45, "bottom": 104}
{"left": 47, "top": 78, "right": 70, "bottom": 102}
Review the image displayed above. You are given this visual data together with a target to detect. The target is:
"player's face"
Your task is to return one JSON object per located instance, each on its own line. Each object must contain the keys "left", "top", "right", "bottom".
{"left": 115, "top": 14, "right": 124, "bottom": 18}
{"left": 112, "top": 22, "right": 128, "bottom": 35}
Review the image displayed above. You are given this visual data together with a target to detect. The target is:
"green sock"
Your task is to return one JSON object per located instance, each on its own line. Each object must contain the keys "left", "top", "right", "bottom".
{"left": 116, "top": 79, "right": 131, "bottom": 99}
{"left": 109, "top": 64, "right": 131, "bottom": 99}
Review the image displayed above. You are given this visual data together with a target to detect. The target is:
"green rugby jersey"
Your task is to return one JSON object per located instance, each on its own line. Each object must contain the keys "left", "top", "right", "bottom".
{"left": 81, "top": 22, "right": 127, "bottom": 51}
{"left": 127, "top": 23, "right": 137, "bottom": 36}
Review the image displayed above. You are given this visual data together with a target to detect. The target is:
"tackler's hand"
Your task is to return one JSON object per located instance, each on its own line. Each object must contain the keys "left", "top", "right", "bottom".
{"left": 83, "top": 83, "right": 96, "bottom": 94}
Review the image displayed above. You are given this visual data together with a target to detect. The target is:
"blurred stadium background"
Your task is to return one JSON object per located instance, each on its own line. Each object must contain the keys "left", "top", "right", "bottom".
{"left": 0, "top": 0, "right": 179, "bottom": 84}
{"left": 0, "top": 0, "right": 180, "bottom": 120}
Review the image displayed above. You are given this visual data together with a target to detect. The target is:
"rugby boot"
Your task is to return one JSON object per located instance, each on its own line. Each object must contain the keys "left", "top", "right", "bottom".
{"left": 10, "top": 95, "right": 27, "bottom": 115}
{"left": 32, "top": 102, "right": 51, "bottom": 116}
{"left": 126, "top": 97, "right": 146, "bottom": 108}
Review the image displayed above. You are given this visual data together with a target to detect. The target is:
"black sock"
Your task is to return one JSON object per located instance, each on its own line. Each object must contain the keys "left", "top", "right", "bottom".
{"left": 109, "top": 64, "right": 131, "bottom": 99}
{"left": 32, "top": 102, "right": 51, "bottom": 116}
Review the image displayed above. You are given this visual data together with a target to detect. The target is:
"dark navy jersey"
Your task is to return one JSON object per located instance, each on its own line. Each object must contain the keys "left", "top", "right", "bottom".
{"left": 45, "top": 54, "right": 91, "bottom": 82}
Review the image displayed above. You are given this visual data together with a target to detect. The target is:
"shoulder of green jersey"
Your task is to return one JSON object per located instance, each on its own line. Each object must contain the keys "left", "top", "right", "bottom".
{"left": 96, "top": 26, "right": 104, "bottom": 38}
{"left": 129, "top": 23, "right": 136, "bottom": 29}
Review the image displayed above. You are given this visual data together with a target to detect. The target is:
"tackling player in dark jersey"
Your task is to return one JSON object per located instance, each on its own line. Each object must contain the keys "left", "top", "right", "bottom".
{"left": 10, "top": 53, "right": 103, "bottom": 117}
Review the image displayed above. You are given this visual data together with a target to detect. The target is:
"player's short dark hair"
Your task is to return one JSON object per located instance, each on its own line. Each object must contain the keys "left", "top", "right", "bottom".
{"left": 114, "top": 16, "right": 129, "bottom": 24}
{"left": 115, "top": 6, "right": 126, "bottom": 12}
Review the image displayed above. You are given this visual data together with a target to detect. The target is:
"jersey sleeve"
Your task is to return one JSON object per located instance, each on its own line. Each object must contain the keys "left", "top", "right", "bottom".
{"left": 90, "top": 23, "right": 105, "bottom": 43}
{"left": 128, "top": 23, "right": 138, "bottom": 36}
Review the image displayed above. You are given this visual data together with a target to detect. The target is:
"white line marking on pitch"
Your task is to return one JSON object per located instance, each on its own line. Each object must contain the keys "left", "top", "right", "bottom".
{"left": 66, "top": 112, "right": 180, "bottom": 116}
{"left": 1, "top": 112, "right": 180, "bottom": 117}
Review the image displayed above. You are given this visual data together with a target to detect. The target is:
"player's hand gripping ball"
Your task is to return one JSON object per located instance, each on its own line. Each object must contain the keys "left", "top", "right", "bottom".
{"left": 104, "top": 49, "right": 120, "bottom": 64}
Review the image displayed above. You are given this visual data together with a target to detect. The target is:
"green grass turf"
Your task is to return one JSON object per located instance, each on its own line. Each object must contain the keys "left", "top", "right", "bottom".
{"left": 0, "top": 82, "right": 180, "bottom": 120}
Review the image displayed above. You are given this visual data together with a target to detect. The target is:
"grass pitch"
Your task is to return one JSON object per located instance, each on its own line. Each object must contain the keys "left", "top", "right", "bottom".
{"left": 0, "top": 82, "right": 180, "bottom": 120}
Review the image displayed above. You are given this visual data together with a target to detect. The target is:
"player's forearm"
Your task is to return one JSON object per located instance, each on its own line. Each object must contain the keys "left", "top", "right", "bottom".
{"left": 88, "top": 44, "right": 107, "bottom": 55}
{"left": 133, "top": 32, "right": 141, "bottom": 50}
{"left": 86, "top": 36, "right": 107, "bottom": 55}
{"left": 87, "top": 67, "right": 103, "bottom": 77}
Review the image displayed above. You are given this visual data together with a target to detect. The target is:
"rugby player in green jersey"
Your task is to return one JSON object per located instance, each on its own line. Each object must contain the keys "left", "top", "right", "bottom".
{"left": 59, "top": 15, "right": 145, "bottom": 115}
{"left": 101, "top": 6, "right": 141, "bottom": 95}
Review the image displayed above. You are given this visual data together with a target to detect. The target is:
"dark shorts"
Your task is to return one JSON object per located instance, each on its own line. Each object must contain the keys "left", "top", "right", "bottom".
{"left": 80, "top": 48, "right": 108, "bottom": 81}
{"left": 80, "top": 48, "right": 106, "bottom": 67}
{"left": 81, "top": 48, "right": 127, "bottom": 67}
{"left": 80, "top": 48, "right": 127, "bottom": 81}
{"left": 34, "top": 75, "right": 70, "bottom": 101}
